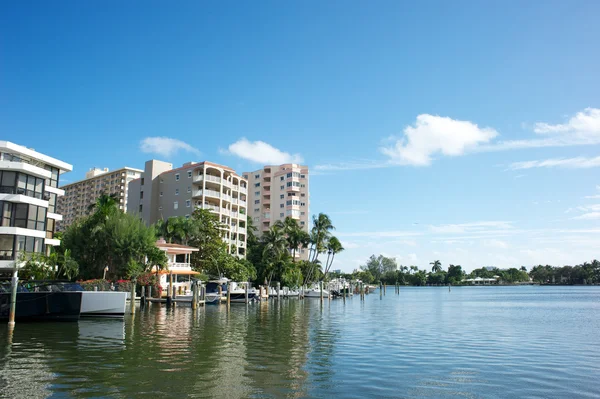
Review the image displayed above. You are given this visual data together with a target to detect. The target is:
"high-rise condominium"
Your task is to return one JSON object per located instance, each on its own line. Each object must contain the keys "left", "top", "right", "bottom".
{"left": 127, "top": 160, "right": 248, "bottom": 258}
{"left": 243, "top": 163, "right": 309, "bottom": 259}
{"left": 57, "top": 166, "right": 143, "bottom": 231}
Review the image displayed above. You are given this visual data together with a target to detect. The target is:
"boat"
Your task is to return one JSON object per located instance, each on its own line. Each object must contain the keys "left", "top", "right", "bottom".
{"left": 0, "top": 283, "right": 82, "bottom": 322}
{"left": 205, "top": 278, "right": 228, "bottom": 304}
{"left": 304, "top": 286, "right": 331, "bottom": 299}
{"left": 33, "top": 282, "right": 127, "bottom": 318}
{"left": 227, "top": 281, "right": 257, "bottom": 303}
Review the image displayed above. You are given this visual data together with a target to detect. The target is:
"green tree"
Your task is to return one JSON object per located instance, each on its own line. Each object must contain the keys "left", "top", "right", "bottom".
{"left": 323, "top": 236, "right": 344, "bottom": 278}
{"left": 446, "top": 264, "right": 464, "bottom": 284}
{"left": 360, "top": 254, "right": 397, "bottom": 282}
{"left": 309, "top": 213, "right": 334, "bottom": 263}
{"left": 430, "top": 260, "right": 442, "bottom": 273}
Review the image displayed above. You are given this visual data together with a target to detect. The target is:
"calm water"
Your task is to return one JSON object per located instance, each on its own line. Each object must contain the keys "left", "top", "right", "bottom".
{"left": 1, "top": 286, "right": 599, "bottom": 398}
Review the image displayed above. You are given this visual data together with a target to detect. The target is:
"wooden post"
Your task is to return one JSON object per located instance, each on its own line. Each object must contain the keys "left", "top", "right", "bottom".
{"left": 218, "top": 285, "right": 223, "bottom": 303}
{"left": 226, "top": 286, "right": 231, "bottom": 306}
{"left": 277, "top": 282, "right": 281, "bottom": 300}
{"left": 140, "top": 285, "right": 146, "bottom": 309}
{"left": 167, "top": 272, "right": 173, "bottom": 307}
{"left": 320, "top": 281, "right": 323, "bottom": 302}
{"left": 384, "top": 283, "right": 386, "bottom": 295}
{"left": 192, "top": 282, "right": 198, "bottom": 310}
{"left": 8, "top": 274, "right": 18, "bottom": 326}
{"left": 130, "top": 279, "right": 136, "bottom": 315}
{"left": 245, "top": 283, "right": 249, "bottom": 304}
{"left": 147, "top": 285, "right": 152, "bottom": 302}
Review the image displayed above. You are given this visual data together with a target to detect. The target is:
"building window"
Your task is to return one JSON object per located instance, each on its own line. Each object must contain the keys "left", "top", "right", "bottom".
{"left": 160, "top": 178, "right": 163, "bottom": 183}
{"left": 186, "top": 200, "right": 191, "bottom": 207}
{"left": 280, "top": 212, "right": 284, "bottom": 218}
{"left": 280, "top": 204, "right": 284, "bottom": 208}
{"left": 175, "top": 188, "right": 179, "bottom": 195}
{"left": 187, "top": 186, "right": 191, "bottom": 193}
{"left": 243, "top": 175, "right": 248, "bottom": 180}
{"left": 255, "top": 191, "right": 260, "bottom": 196}
{"left": 159, "top": 206, "right": 163, "bottom": 211}
{"left": 254, "top": 208, "right": 260, "bottom": 213}
{"left": 174, "top": 201, "right": 178, "bottom": 210}
{"left": 301, "top": 221, "right": 305, "bottom": 226}
{"left": 254, "top": 217, "right": 260, "bottom": 222}
{"left": 301, "top": 193, "right": 305, "bottom": 197}
{"left": 280, "top": 194, "right": 284, "bottom": 199}
{"left": 43, "top": 166, "right": 59, "bottom": 188}
{"left": 0, "top": 201, "right": 46, "bottom": 231}
{"left": 300, "top": 184, "right": 306, "bottom": 188}
{"left": 175, "top": 173, "right": 180, "bottom": 181}
{"left": 254, "top": 174, "right": 260, "bottom": 179}
{"left": 254, "top": 200, "right": 260, "bottom": 204}
{"left": 280, "top": 176, "right": 284, "bottom": 181}
{"left": 139, "top": 204, "right": 143, "bottom": 213}
{"left": 301, "top": 212, "right": 305, "bottom": 216}
{"left": 140, "top": 191, "right": 144, "bottom": 199}
{"left": 185, "top": 214, "right": 190, "bottom": 219}
{"left": 254, "top": 183, "right": 260, "bottom": 187}
{"left": 188, "top": 171, "right": 192, "bottom": 178}
{"left": 141, "top": 178, "right": 144, "bottom": 185}
{"left": 301, "top": 202, "right": 306, "bottom": 206}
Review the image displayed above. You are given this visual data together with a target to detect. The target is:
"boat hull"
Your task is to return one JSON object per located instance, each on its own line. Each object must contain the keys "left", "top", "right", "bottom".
{"left": 80, "top": 291, "right": 127, "bottom": 318}
{"left": 229, "top": 292, "right": 257, "bottom": 303}
{"left": 0, "top": 292, "right": 82, "bottom": 322}
{"left": 304, "top": 289, "right": 330, "bottom": 298}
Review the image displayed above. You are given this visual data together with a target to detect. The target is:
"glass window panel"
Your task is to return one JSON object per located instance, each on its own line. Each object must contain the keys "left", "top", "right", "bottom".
{"left": 16, "top": 235, "right": 26, "bottom": 252}
{"left": 37, "top": 206, "right": 46, "bottom": 221}
{"left": 27, "top": 219, "right": 36, "bottom": 229}
{"left": 14, "top": 204, "right": 27, "bottom": 219}
{"left": 37, "top": 221, "right": 45, "bottom": 231}
{"left": 28, "top": 204, "right": 37, "bottom": 220}
{"left": 34, "top": 238, "right": 44, "bottom": 253}
{"left": 26, "top": 175, "right": 35, "bottom": 192}
{"left": 25, "top": 236, "right": 34, "bottom": 253}
{"left": 1, "top": 171, "right": 15, "bottom": 187}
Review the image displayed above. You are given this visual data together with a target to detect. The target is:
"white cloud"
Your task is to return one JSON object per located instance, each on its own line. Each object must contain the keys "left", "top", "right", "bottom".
{"left": 337, "top": 230, "right": 422, "bottom": 238}
{"left": 583, "top": 185, "right": 600, "bottom": 199}
{"left": 429, "top": 221, "right": 513, "bottom": 234}
{"left": 533, "top": 108, "right": 600, "bottom": 135}
{"left": 224, "top": 138, "right": 303, "bottom": 164}
{"left": 508, "top": 155, "right": 600, "bottom": 170}
{"left": 319, "top": 108, "right": 600, "bottom": 171}
{"left": 573, "top": 212, "right": 600, "bottom": 220}
{"left": 483, "top": 239, "right": 509, "bottom": 249}
{"left": 140, "top": 137, "right": 200, "bottom": 157}
{"left": 380, "top": 114, "right": 498, "bottom": 166}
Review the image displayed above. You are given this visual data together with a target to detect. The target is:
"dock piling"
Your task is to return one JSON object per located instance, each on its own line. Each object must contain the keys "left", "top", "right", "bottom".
{"left": 277, "top": 282, "right": 281, "bottom": 300}
{"left": 130, "top": 278, "right": 136, "bottom": 315}
{"left": 245, "top": 283, "right": 249, "bottom": 304}
{"left": 8, "top": 274, "right": 18, "bottom": 326}
{"left": 227, "top": 286, "right": 231, "bottom": 306}
{"left": 192, "top": 282, "right": 198, "bottom": 310}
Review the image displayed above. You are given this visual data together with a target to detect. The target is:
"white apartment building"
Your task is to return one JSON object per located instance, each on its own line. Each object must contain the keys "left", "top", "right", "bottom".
{"left": 127, "top": 160, "right": 248, "bottom": 258}
{"left": 0, "top": 141, "right": 72, "bottom": 273}
{"left": 243, "top": 164, "right": 309, "bottom": 258}
{"left": 56, "top": 166, "right": 142, "bottom": 231}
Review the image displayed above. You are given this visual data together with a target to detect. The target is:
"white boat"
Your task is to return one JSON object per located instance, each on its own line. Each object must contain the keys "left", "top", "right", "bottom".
{"left": 304, "top": 287, "right": 331, "bottom": 298}
{"left": 227, "top": 281, "right": 257, "bottom": 303}
{"left": 37, "top": 282, "right": 127, "bottom": 318}
{"left": 80, "top": 291, "right": 127, "bottom": 317}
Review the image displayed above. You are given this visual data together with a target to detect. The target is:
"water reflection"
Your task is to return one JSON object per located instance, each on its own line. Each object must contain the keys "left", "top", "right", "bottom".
{"left": 0, "top": 287, "right": 599, "bottom": 398}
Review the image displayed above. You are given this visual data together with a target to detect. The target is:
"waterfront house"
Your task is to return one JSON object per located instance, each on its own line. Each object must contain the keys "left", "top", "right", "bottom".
{"left": 154, "top": 239, "right": 199, "bottom": 296}
{"left": 463, "top": 277, "right": 499, "bottom": 285}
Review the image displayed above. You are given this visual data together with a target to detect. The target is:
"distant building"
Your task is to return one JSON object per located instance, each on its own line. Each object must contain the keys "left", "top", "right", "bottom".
{"left": 0, "top": 141, "right": 72, "bottom": 274}
{"left": 57, "top": 166, "right": 142, "bottom": 230}
{"left": 242, "top": 164, "right": 309, "bottom": 259}
{"left": 127, "top": 160, "right": 248, "bottom": 258}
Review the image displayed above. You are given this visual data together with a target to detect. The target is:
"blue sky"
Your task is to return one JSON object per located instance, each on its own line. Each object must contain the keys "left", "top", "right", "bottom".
{"left": 2, "top": 1, "right": 599, "bottom": 272}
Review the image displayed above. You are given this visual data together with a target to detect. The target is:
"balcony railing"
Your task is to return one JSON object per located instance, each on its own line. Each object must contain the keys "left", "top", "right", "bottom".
{"left": 237, "top": 227, "right": 247, "bottom": 234}
{"left": 169, "top": 262, "right": 192, "bottom": 270}
{"left": 196, "top": 189, "right": 221, "bottom": 198}
{"left": 222, "top": 193, "right": 231, "bottom": 202}
{"left": 199, "top": 204, "right": 220, "bottom": 213}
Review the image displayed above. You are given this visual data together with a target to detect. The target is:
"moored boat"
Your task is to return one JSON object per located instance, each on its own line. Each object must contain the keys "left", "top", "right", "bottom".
{"left": 0, "top": 284, "right": 82, "bottom": 322}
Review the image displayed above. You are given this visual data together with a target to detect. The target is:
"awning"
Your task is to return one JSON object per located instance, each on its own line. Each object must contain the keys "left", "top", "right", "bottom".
{"left": 156, "top": 270, "right": 201, "bottom": 275}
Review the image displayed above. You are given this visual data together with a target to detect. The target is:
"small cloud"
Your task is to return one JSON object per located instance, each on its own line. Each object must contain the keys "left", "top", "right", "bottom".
{"left": 340, "top": 240, "right": 361, "bottom": 249}
{"left": 507, "top": 155, "right": 600, "bottom": 170}
{"left": 483, "top": 239, "right": 509, "bottom": 249}
{"left": 570, "top": 204, "right": 600, "bottom": 220}
{"left": 583, "top": 185, "right": 600, "bottom": 199}
{"left": 533, "top": 107, "right": 600, "bottom": 135}
{"left": 224, "top": 138, "right": 303, "bottom": 164}
{"left": 429, "top": 221, "right": 513, "bottom": 234}
{"left": 514, "top": 174, "right": 526, "bottom": 179}
{"left": 140, "top": 137, "right": 200, "bottom": 157}
{"left": 380, "top": 114, "right": 498, "bottom": 166}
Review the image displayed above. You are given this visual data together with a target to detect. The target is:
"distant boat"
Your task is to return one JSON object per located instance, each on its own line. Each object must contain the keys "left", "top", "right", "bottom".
{"left": 304, "top": 286, "right": 331, "bottom": 298}
{"left": 0, "top": 284, "right": 82, "bottom": 322}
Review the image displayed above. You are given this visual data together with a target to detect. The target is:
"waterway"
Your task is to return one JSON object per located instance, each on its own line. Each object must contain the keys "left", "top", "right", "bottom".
{"left": 1, "top": 286, "right": 599, "bottom": 398}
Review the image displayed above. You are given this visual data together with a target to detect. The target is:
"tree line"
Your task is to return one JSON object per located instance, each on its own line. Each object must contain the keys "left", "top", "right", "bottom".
{"left": 331, "top": 255, "right": 600, "bottom": 286}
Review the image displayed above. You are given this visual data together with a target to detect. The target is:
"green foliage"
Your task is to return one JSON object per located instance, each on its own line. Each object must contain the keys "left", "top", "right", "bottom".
{"left": 19, "top": 248, "right": 79, "bottom": 281}
{"left": 446, "top": 264, "right": 464, "bottom": 285}
{"left": 530, "top": 261, "right": 600, "bottom": 284}
{"left": 62, "top": 194, "right": 159, "bottom": 280}
{"left": 360, "top": 254, "right": 398, "bottom": 282}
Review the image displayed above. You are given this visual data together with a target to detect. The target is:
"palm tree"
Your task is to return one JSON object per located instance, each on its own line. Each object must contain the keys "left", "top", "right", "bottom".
{"left": 88, "top": 193, "right": 120, "bottom": 220}
{"left": 323, "top": 236, "right": 344, "bottom": 278}
{"left": 430, "top": 260, "right": 442, "bottom": 273}
{"left": 262, "top": 225, "right": 289, "bottom": 285}
{"left": 281, "top": 217, "right": 310, "bottom": 261}
{"left": 309, "top": 213, "right": 334, "bottom": 263}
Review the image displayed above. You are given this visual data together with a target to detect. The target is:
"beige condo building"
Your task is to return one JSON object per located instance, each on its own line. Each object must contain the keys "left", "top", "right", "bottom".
{"left": 56, "top": 166, "right": 143, "bottom": 231}
{"left": 243, "top": 164, "right": 309, "bottom": 259}
{"left": 127, "top": 160, "right": 248, "bottom": 258}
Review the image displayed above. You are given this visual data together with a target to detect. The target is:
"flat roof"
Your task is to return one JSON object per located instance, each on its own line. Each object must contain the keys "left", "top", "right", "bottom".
{"left": 59, "top": 166, "right": 143, "bottom": 189}
{"left": 0, "top": 141, "right": 73, "bottom": 173}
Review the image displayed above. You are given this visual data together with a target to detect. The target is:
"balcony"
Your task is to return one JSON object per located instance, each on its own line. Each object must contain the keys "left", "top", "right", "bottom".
{"left": 194, "top": 189, "right": 221, "bottom": 199}
{"left": 194, "top": 174, "right": 222, "bottom": 184}
{"left": 238, "top": 199, "right": 247, "bottom": 207}
{"left": 169, "top": 262, "right": 192, "bottom": 271}
{"left": 230, "top": 211, "right": 239, "bottom": 218}
{"left": 263, "top": 213, "right": 270, "bottom": 219}
{"left": 222, "top": 179, "right": 232, "bottom": 188}
{"left": 222, "top": 193, "right": 231, "bottom": 202}
{"left": 237, "top": 226, "right": 247, "bottom": 235}
{"left": 221, "top": 208, "right": 230, "bottom": 216}
{"left": 198, "top": 203, "right": 220, "bottom": 213}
